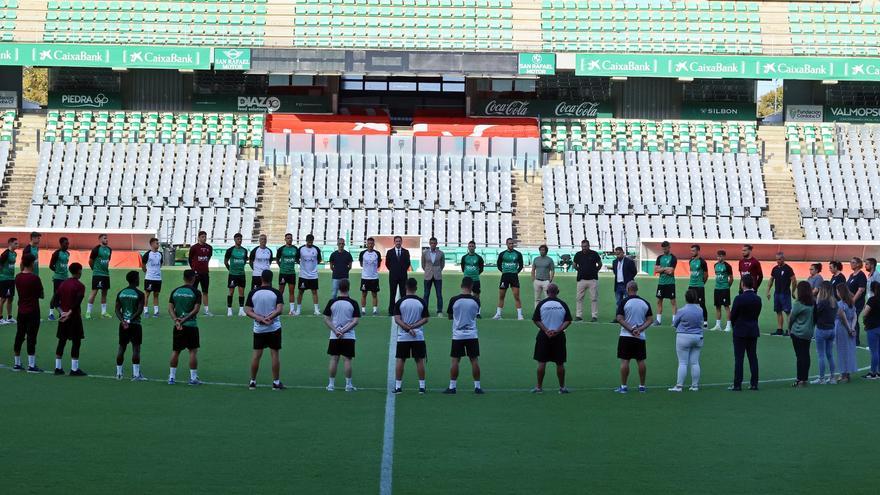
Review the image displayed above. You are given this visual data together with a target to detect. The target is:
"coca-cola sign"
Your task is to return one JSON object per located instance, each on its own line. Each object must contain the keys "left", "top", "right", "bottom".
{"left": 473, "top": 99, "right": 613, "bottom": 118}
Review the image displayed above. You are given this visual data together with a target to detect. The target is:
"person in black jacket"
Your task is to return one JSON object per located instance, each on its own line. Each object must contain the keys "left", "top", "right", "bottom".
{"left": 611, "top": 247, "right": 637, "bottom": 307}
{"left": 729, "top": 274, "right": 762, "bottom": 391}
{"left": 573, "top": 239, "right": 603, "bottom": 322}
{"left": 384, "top": 236, "right": 411, "bottom": 314}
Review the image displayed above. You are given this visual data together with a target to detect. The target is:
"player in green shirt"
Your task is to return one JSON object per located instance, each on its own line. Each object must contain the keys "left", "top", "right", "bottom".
{"left": 224, "top": 233, "right": 250, "bottom": 317}
{"left": 167, "top": 270, "right": 202, "bottom": 386}
{"left": 461, "top": 240, "right": 485, "bottom": 310}
{"left": 687, "top": 244, "right": 709, "bottom": 327}
{"left": 493, "top": 238, "right": 525, "bottom": 320}
{"left": 48, "top": 237, "right": 71, "bottom": 321}
{"left": 711, "top": 250, "right": 734, "bottom": 332}
{"left": 276, "top": 232, "right": 299, "bottom": 313}
{"left": 0, "top": 237, "right": 19, "bottom": 325}
{"left": 86, "top": 234, "right": 113, "bottom": 319}
{"left": 22, "top": 231, "right": 41, "bottom": 276}
{"left": 115, "top": 271, "right": 146, "bottom": 381}
{"left": 653, "top": 240, "right": 678, "bottom": 325}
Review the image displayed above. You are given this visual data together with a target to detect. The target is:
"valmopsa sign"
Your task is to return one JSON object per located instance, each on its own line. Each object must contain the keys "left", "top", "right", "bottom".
{"left": 192, "top": 95, "right": 333, "bottom": 113}
{"left": 575, "top": 53, "right": 880, "bottom": 82}
{"left": 824, "top": 106, "right": 880, "bottom": 123}
{"left": 472, "top": 99, "right": 614, "bottom": 118}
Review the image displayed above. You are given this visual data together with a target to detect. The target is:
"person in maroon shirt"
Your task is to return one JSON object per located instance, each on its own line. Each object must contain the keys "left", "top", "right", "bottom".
{"left": 188, "top": 231, "right": 213, "bottom": 315}
{"left": 738, "top": 244, "right": 764, "bottom": 293}
{"left": 52, "top": 262, "right": 87, "bottom": 376}
{"left": 13, "top": 253, "right": 44, "bottom": 373}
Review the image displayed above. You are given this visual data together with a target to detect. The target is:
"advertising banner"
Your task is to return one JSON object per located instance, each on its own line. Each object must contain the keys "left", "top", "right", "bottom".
{"left": 824, "top": 105, "right": 880, "bottom": 123}
{"left": 518, "top": 53, "right": 555, "bottom": 75}
{"left": 0, "top": 90, "right": 17, "bottom": 108}
{"left": 0, "top": 43, "right": 210, "bottom": 69}
{"left": 213, "top": 48, "right": 251, "bottom": 71}
{"left": 680, "top": 102, "right": 755, "bottom": 121}
{"left": 47, "top": 91, "right": 122, "bottom": 109}
{"left": 471, "top": 98, "right": 614, "bottom": 118}
{"left": 785, "top": 105, "right": 824, "bottom": 122}
{"left": 192, "top": 95, "right": 333, "bottom": 113}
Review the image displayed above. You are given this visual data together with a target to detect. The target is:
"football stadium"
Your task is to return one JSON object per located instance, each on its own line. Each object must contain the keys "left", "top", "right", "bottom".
{"left": 1, "top": 1, "right": 880, "bottom": 493}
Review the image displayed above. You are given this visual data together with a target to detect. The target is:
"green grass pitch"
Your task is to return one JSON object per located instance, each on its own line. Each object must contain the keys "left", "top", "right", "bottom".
{"left": 0, "top": 269, "right": 876, "bottom": 494}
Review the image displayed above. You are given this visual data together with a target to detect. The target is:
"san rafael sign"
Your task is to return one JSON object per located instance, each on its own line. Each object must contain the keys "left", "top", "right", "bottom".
{"left": 213, "top": 48, "right": 251, "bottom": 70}
{"left": 518, "top": 53, "right": 555, "bottom": 75}
{"left": 48, "top": 91, "right": 122, "bottom": 109}
{"left": 472, "top": 99, "right": 613, "bottom": 118}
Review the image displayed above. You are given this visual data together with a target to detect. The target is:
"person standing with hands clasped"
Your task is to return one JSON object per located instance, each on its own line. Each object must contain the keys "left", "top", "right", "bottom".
{"left": 669, "top": 289, "right": 704, "bottom": 392}
{"left": 614, "top": 281, "right": 653, "bottom": 394}
{"left": 860, "top": 281, "right": 880, "bottom": 380}
{"left": 531, "top": 284, "right": 572, "bottom": 394}
{"left": 573, "top": 239, "right": 602, "bottom": 322}
{"left": 531, "top": 244, "right": 555, "bottom": 309}
{"left": 421, "top": 237, "right": 445, "bottom": 317}
{"left": 788, "top": 281, "right": 815, "bottom": 388}
{"left": 834, "top": 284, "right": 858, "bottom": 383}
{"left": 729, "top": 274, "right": 761, "bottom": 391}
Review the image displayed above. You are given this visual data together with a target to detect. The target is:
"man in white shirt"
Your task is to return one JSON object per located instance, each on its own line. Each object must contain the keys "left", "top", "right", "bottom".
{"left": 392, "top": 278, "right": 430, "bottom": 394}
{"left": 296, "top": 234, "right": 324, "bottom": 316}
{"left": 614, "top": 281, "right": 653, "bottom": 394}
{"left": 244, "top": 270, "right": 284, "bottom": 390}
{"left": 358, "top": 237, "right": 382, "bottom": 316}
{"left": 444, "top": 278, "right": 483, "bottom": 394}
{"left": 248, "top": 234, "right": 274, "bottom": 290}
{"left": 141, "top": 237, "right": 164, "bottom": 317}
{"left": 322, "top": 279, "right": 360, "bottom": 392}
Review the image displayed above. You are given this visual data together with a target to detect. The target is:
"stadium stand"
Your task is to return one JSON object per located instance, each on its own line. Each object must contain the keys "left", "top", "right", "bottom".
{"left": 26, "top": 142, "right": 261, "bottom": 244}
{"left": 42, "top": 0, "right": 268, "bottom": 46}
{"left": 540, "top": 0, "right": 763, "bottom": 54}
{"left": 0, "top": 0, "right": 16, "bottom": 42}
{"left": 788, "top": 2, "right": 880, "bottom": 56}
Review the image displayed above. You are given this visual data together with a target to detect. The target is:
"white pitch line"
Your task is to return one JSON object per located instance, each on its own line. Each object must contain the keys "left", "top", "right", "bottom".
{"left": 379, "top": 318, "right": 398, "bottom": 495}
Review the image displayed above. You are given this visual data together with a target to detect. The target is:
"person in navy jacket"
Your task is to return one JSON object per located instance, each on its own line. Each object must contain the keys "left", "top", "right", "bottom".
{"left": 611, "top": 247, "right": 638, "bottom": 307}
{"left": 729, "top": 274, "right": 762, "bottom": 391}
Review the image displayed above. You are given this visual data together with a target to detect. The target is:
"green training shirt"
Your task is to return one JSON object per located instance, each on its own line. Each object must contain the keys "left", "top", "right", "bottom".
{"left": 688, "top": 257, "right": 708, "bottom": 288}
{"left": 0, "top": 249, "right": 17, "bottom": 281}
{"left": 169, "top": 285, "right": 201, "bottom": 328}
{"left": 276, "top": 245, "right": 299, "bottom": 275}
{"left": 461, "top": 253, "right": 484, "bottom": 281}
{"left": 656, "top": 253, "right": 677, "bottom": 286}
{"left": 715, "top": 261, "right": 733, "bottom": 290}
{"left": 23, "top": 245, "right": 39, "bottom": 275}
{"left": 225, "top": 246, "right": 249, "bottom": 276}
{"left": 90, "top": 245, "right": 112, "bottom": 277}
{"left": 51, "top": 249, "right": 70, "bottom": 281}
{"left": 497, "top": 250, "right": 524, "bottom": 274}
{"left": 117, "top": 286, "right": 145, "bottom": 324}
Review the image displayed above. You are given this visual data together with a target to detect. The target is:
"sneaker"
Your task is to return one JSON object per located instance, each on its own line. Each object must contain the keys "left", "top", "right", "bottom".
{"left": 418, "top": 387, "right": 426, "bottom": 394}
{"left": 828, "top": 378, "right": 838, "bottom": 385}
{"left": 748, "top": 385, "right": 759, "bottom": 391}
{"left": 188, "top": 378, "right": 203, "bottom": 386}
{"left": 474, "top": 387, "right": 485, "bottom": 394}
{"left": 771, "top": 330, "right": 784, "bottom": 336}
{"left": 492, "top": 314, "right": 502, "bottom": 320}
{"left": 809, "top": 377, "right": 825, "bottom": 385}
{"left": 668, "top": 385, "right": 683, "bottom": 392}
{"left": 442, "top": 387, "right": 456, "bottom": 394}
{"left": 0, "top": 318, "right": 7, "bottom": 325}
{"left": 392, "top": 387, "right": 403, "bottom": 394}
{"left": 101, "top": 313, "right": 112, "bottom": 319}
{"left": 238, "top": 308, "right": 246, "bottom": 317}
{"left": 288, "top": 310, "right": 296, "bottom": 316}
{"left": 131, "top": 375, "right": 147, "bottom": 382}
{"left": 783, "top": 331, "right": 790, "bottom": 337}
{"left": 517, "top": 315, "right": 524, "bottom": 321}
{"left": 530, "top": 387, "right": 543, "bottom": 394}
{"left": 559, "top": 387, "right": 570, "bottom": 394}
{"left": 590, "top": 317, "right": 598, "bottom": 323}
{"left": 728, "top": 385, "right": 742, "bottom": 391}
{"left": 476, "top": 314, "right": 482, "bottom": 319}
{"left": 709, "top": 325, "right": 721, "bottom": 331}
{"left": 702, "top": 322, "right": 708, "bottom": 328}
{"left": 227, "top": 308, "right": 234, "bottom": 317}
{"left": 48, "top": 313, "right": 56, "bottom": 321}
{"left": 203, "top": 311, "right": 214, "bottom": 317}
{"left": 11, "top": 364, "right": 23, "bottom": 371}
{"left": 869, "top": 374, "right": 880, "bottom": 380}
{"left": 613, "top": 386, "right": 628, "bottom": 394}
{"left": 116, "top": 373, "right": 123, "bottom": 380}
{"left": 688, "top": 386, "right": 699, "bottom": 392}
{"left": 314, "top": 309, "right": 322, "bottom": 316}
{"left": 723, "top": 327, "right": 731, "bottom": 332}
{"left": 248, "top": 380, "right": 257, "bottom": 390}
{"left": 168, "top": 377, "right": 176, "bottom": 385}
{"left": 638, "top": 385, "right": 647, "bottom": 393}
{"left": 437, "top": 312, "right": 444, "bottom": 318}
{"left": 345, "top": 384, "right": 357, "bottom": 392}
{"left": 574, "top": 317, "right": 583, "bottom": 321}
{"left": 326, "top": 384, "right": 335, "bottom": 392}
{"left": 7, "top": 317, "right": 16, "bottom": 324}
{"left": 652, "top": 320, "right": 661, "bottom": 326}
{"left": 69, "top": 369, "right": 87, "bottom": 376}
{"left": 372, "top": 310, "right": 378, "bottom": 316}
{"left": 272, "top": 382, "right": 285, "bottom": 391}
{"left": 53, "top": 368, "right": 64, "bottom": 375}
{"left": 27, "top": 366, "right": 44, "bottom": 374}
{"left": 153, "top": 313, "right": 161, "bottom": 318}
{"left": 85, "top": 313, "right": 92, "bottom": 320}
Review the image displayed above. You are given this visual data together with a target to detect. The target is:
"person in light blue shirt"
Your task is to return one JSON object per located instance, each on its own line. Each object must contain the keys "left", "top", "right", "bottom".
{"left": 669, "top": 288, "right": 705, "bottom": 392}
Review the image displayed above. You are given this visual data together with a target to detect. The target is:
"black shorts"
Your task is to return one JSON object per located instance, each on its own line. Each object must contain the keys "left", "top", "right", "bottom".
{"left": 327, "top": 338, "right": 355, "bottom": 358}
{"left": 52, "top": 278, "right": 65, "bottom": 293}
{"left": 91, "top": 275, "right": 110, "bottom": 291}
{"left": 656, "top": 284, "right": 675, "bottom": 300}
{"left": 451, "top": 338, "right": 480, "bottom": 358}
{"left": 499, "top": 273, "right": 520, "bottom": 289}
{"left": 227, "top": 274, "right": 246, "bottom": 289}
{"left": 689, "top": 286, "right": 706, "bottom": 305}
{"left": 195, "top": 272, "right": 210, "bottom": 292}
{"left": 0, "top": 280, "right": 15, "bottom": 298}
{"left": 617, "top": 336, "right": 647, "bottom": 361}
{"left": 396, "top": 341, "right": 427, "bottom": 360}
{"left": 471, "top": 280, "right": 482, "bottom": 295}
{"left": 279, "top": 273, "right": 297, "bottom": 286}
{"left": 251, "top": 276, "right": 263, "bottom": 289}
{"left": 254, "top": 330, "right": 282, "bottom": 350}
{"left": 534, "top": 331, "right": 567, "bottom": 364}
{"left": 119, "top": 323, "right": 143, "bottom": 346}
{"left": 360, "top": 278, "right": 380, "bottom": 293}
{"left": 144, "top": 279, "right": 162, "bottom": 293}
{"left": 172, "top": 326, "right": 200, "bottom": 351}
{"left": 714, "top": 288, "right": 731, "bottom": 307}
{"left": 299, "top": 278, "right": 319, "bottom": 290}
{"left": 57, "top": 317, "right": 85, "bottom": 341}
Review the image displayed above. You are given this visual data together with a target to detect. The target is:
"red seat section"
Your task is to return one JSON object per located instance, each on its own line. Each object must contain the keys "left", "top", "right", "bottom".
{"left": 266, "top": 114, "right": 391, "bottom": 135}
{"left": 411, "top": 117, "right": 538, "bottom": 138}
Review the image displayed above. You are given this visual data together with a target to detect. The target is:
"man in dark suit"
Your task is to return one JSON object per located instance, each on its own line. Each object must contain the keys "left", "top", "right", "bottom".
{"left": 611, "top": 247, "right": 637, "bottom": 307}
{"left": 729, "top": 273, "right": 761, "bottom": 391}
{"left": 385, "top": 236, "right": 411, "bottom": 314}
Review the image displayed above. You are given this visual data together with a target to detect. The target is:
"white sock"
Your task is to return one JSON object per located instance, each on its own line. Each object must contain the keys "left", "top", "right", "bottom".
{"left": 296, "top": 304, "right": 302, "bottom": 313}
{"left": 516, "top": 308, "right": 523, "bottom": 317}
{"left": 27, "top": 355, "right": 35, "bottom": 367}
{"left": 290, "top": 303, "right": 295, "bottom": 311}
{"left": 494, "top": 308, "right": 502, "bottom": 316}
{"left": 153, "top": 306, "right": 159, "bottom": 315}
{"left": 116, "top": 365, "right": 123, "bottom": 375}
{"left": 190, "top": 369, "right": 198, "bottom": 380}
{"left": 373, "top": 306, "right": 378, "bottom": 313}
{"left": 418, "top": 379, "right": 426, "bottom": 389}
{"left": 314, "top": 304, "right": 320, "bottom": 312}
{"left": 273, "top": 379, "right": 280, "bottom": 385}
{"left": 204, "top": 306, "right": 210, "bottom": 314}
{"left": 449, "top": 379, "right": 457, "bottom": 389}
{"left": 87, "top": 303, "right": 94, "bottom": 314}
{"left": 345, "top": 377, "right": 353, "bottom": 387}
{"left": 474, "top": 380, "right": 481, "bottom": 389}
{"left": 14, "top": 355, "right": 21, "bottom": 366}
{"left": 133, "top": 364, "right": 140, "bottom": 376}
{"left": 726, "top": 321, "right": 732, "bottom": 329}
{"left": 71, "top": 359, "right": 79, "bottom": 371}
{"left": 143, "top": 308, "right": 149, "bottom": 316}
{"left": 328, "top": 377, "right": 335, "bottom": 387}
{"left": 169, "top": 367, "right": 177, "bottom": 380}
{"left": 101, "top": 303, "right": 107, "bottom": 314}
{"left": 655, "top": 314, "right": 661, "bottom": 323}
{"left": 395, "top": 380, "right": 402, "bottom": 388}
{"left": 55, "top": 358, "right": 62, "bottom": 369}
{"left": 714, "top": 320, "right": 720, "bottom": 327}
